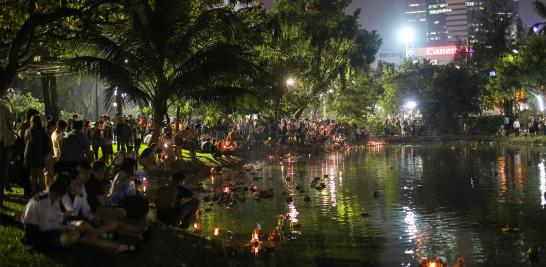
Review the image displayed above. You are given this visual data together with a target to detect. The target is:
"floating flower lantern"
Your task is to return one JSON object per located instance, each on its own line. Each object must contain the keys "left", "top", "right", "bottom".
{"left": 193, "top": 222, "right": 201, "bottom": 233}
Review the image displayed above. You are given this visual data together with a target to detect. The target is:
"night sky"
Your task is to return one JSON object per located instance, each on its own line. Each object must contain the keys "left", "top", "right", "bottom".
{"left": 262, "top": 0, "right": 543, "bottom": 52}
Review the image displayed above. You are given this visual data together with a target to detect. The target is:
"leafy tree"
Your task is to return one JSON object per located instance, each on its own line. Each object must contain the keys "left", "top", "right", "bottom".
{"left": 0, "top": 0, "right": 121, "bottom": 95}
{"left": 379, "top": 61, "right": 483, "bottom": 134}
{"left": 66, "top": 0, "right": 258, "bottom": 141}
{"left": 254, "top": 0, "right": 381, "bottom": 119}
{"left": 421, "top": 64, "right": 483, "bottom": 134}
{"left": 328, "top": 74, "right": 380, "bottom": 125}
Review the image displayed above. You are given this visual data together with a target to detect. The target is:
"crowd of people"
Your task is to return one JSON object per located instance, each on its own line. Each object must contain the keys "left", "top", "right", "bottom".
{"left": 498, "top": 115, "right": 546, "bottom": 137}
{"left": 0, "top": 99, "right": 202, "bottom": 253}
{"left": 382, "top": 118, "right": 422, "bottom": 137}
{"left": 155, "top": 118, "right": 365, "bottom": 159}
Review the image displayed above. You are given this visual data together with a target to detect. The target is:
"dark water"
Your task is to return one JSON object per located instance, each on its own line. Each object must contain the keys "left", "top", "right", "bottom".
{"left": 191, "top": 143, "right": 546, "bottom": 266}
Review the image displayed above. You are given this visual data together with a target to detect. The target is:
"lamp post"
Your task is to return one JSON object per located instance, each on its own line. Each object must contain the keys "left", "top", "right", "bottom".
{"left": 400, "top": 27, "right": 415, "bottom": 59}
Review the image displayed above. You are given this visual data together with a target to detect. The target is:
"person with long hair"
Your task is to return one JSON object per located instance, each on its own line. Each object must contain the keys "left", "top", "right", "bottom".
{"left": 24, "top": 115, "right": 51, "bottom": 195}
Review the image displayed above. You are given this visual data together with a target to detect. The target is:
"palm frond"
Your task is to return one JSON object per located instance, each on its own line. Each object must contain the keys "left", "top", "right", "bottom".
{"left": 536, "top": 0, "right": 546, "bottom": 19}
{"left": 168, "top": 44, "right": 258, "bottom": 91}
{"left": 65, "top": 56, "right": 151, "bottom": 106}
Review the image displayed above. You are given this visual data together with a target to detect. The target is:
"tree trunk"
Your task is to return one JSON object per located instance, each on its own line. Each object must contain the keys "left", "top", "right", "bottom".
{"left": 49, "top": 75, "right": 59, "bottom": 120}
{"left": 503, "top": 98, "right": 513, "bottom": 118}
{"left": 175, "top": 100, "right": 181, "bottom": 133}
{"left": 41, "top": 74, "right": 51, "bottom": 118}
{"left": 95, "top": 77, "right": 99, "bottom": 121}
{"left": 116, "top": 94, "right": 123, "bottom": 116}
{"left": 151, "top": 98, "right": 167, "bottom": 143}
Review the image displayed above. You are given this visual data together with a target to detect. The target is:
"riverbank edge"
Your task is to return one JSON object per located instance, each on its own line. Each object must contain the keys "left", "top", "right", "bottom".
{"left": 370, "top": 135, "right": 546, "bottom": 145}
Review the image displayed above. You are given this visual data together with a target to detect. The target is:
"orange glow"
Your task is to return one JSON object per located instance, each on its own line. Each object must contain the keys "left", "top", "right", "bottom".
{"left": 250, "top": 229, "right": 261, "bottom": 245}
{"left": 193, "top": 223, "right": 201, "bottom": 233}
{"left": 213, "top": 228, "right": 220, "bottom": 236}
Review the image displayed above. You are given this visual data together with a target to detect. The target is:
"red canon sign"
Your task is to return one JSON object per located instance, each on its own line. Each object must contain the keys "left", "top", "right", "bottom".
{"left": 415, "top": 46, "right": 463, "bottom": 58}
{"left": 426, "top": 46, "right": 458, "bottom": 56}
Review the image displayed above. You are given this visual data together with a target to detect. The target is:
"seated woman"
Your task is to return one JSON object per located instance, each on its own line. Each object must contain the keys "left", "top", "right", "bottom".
{"left": 154, "top": 172, "right": 199, "bottom": 229}
{"left": 108, "top": 158, "right": 138, "bottom": 206}
{"left": 86, "top": 161, "right": 126, "bottom": 219}
{"left": 108, "top": 158, "right": 149, "bottom": 219}
{"left": 138, "top": 147, "right": 163, "bottom": 178}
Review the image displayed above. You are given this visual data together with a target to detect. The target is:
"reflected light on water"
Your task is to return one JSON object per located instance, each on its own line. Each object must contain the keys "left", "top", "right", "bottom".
{"left": 539, "top": 160, "right": 546, "bottom": 208}
{"left": 288, "top": 202, "right": 299, "bottom": 223}
{"left": 329, "top": 175, "right": 337, "bottom": 207}
{"left": 403, "top": 207, "right": 418, "bottom": 241}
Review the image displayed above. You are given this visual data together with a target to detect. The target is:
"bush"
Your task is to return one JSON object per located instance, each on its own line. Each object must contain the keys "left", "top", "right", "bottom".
{"left": 364, "top": 116, "right": 384, "bottom": 136}
{"left": 464, "top": 115, "right": 503, "bottom": 135}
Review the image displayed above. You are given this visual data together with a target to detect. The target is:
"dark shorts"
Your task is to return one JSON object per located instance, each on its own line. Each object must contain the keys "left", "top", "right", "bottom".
{"left": 102, "top": 144, "right": 113, "bottom": 154}
{"left": 23, "top": 225, "right": 64, "bottom": 252}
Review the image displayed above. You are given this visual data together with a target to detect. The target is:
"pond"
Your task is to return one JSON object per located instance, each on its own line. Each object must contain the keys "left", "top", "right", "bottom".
{"left": 191, "top": 143, "right": 546, "bottom": 266}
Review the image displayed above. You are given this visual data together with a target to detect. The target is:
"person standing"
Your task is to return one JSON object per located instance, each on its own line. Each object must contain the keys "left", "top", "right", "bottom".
{"left": 0, "top": 95, "right": 16, "bottom": 206}
{"left": 102, "top": 116, "right": 114, "bottom": 163}
{"left": 513, "top": 118, "right": 520, "bottom": 137}
{"left": 91, "top": 121, "right": 103, "bottom": 160}
{"left": 24, "top": 115, "right": 51, "bottom": 195}
{"left": 504, "top": 115, "right": 511, "bottom": 136}
{"left": 59, "top": 120, "right": 91, "bottom": 173}
{"left": 51, "top": 120, "right": 67, "bottom": 160}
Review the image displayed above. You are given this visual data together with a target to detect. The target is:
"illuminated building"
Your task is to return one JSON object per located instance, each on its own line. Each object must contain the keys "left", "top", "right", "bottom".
{"left": 405, "top": 0, "right": 518, "bottom": 46}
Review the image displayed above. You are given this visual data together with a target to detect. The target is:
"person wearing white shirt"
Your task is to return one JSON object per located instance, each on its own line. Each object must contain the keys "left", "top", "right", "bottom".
{"left": 513, "top": 119, "right": 520, "bottom": 137}
{"left": 21, "top": 177, "right": 80, "bottom": 251}
{"left": 51, "top": 120, "right": 67, "bottom": 160}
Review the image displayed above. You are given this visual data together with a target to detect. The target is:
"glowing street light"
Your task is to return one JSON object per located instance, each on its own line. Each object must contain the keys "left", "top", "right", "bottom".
{"left": 534, "top": 93, "right": 544, "bottom": 112}
{"left": 405, "top": 100, "right": 417, "bottom": 111}
{"left": 399, "top": 27, "right": 415, "bottom": 59}
{"left": 286, "top": 77, "right": 295, "bottom": 87}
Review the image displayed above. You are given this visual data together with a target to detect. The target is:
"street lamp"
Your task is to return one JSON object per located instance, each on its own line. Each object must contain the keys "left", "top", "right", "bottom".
{"left": 399, "top": 27, "right": 415, "bottom": 59}
{"left": 404, "top": 100, "right": 417, "bottom": 119}
{"left": 405, "top": 100, "right": 417, "bottom": 111}
{"left": 286, "top": 77, "right": 295, "bottom": 87}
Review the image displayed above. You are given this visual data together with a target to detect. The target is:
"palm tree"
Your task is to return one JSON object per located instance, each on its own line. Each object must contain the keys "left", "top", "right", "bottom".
{"left": 66, "top": 0, "right": 256, "bottom": 141}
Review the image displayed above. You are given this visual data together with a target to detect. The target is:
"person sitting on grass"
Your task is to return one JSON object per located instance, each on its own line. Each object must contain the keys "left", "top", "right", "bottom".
{"left": 155, "top": 172, "right": 199, "bottom": 229}
{"left": 108, "top": 158, "right": 149, "bottom": 220}
{"left": 23, "top": 174, "right": 137, "bottom": 253}
{"left": 138, "top": 147, "right": 163, "bottom": 178}
{"left": 22, "top": 177, "right": 80, "bottom": 251}
{"left": 65, "top": 162, "right": 151, "bottom": 241}
{"left": 86, "top": 161, "right": 126, "bottom": 219}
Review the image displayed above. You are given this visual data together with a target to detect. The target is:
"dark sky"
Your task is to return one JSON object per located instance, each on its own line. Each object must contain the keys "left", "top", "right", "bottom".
{"left": 262, "top": 0, "right": 542, "bottom": 52}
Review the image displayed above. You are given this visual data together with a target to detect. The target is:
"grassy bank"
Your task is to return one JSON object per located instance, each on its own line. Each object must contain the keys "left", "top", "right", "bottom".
{"left": 0, "top": 148, "right": 248, "bottom": 267}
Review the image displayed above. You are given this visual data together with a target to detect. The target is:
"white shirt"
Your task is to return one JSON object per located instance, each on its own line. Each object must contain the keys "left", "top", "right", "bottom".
{"left": 22, "top": 195, "right": 67, "bottom": 232}
{"left": 51, "top": 131, "right": 64, "bottom": 159}
{"left": 62, "top": 185, "right": 94, "bottom": 221}
{"left": 513, "top": 120, "right": 520, "bottom": 129}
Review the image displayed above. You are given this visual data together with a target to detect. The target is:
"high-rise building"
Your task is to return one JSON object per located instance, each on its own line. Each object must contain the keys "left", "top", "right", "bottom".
{"left": 405, "top": 0, "right": 428, "bottom": 47}
{"left": 405, "top": 0, "right": 519, "bottom": 46}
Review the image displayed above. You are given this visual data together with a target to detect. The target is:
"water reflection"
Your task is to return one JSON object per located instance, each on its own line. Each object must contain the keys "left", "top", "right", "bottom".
{"left": 539, "top": 160, "right": 546, "bottom": 208}
{"left": 195, "top": 144, "right": 546, "bottom": 266}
